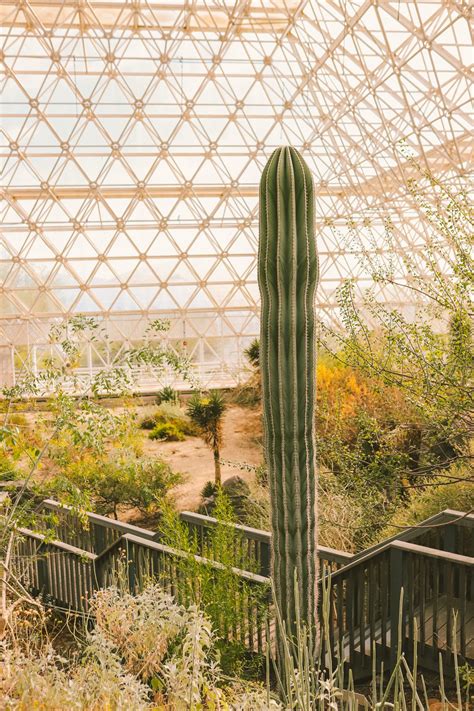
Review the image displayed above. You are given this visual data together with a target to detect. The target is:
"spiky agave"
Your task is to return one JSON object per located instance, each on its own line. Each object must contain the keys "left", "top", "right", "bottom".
{"left": 258, "top": 146, "right": 318, "bottom": 652}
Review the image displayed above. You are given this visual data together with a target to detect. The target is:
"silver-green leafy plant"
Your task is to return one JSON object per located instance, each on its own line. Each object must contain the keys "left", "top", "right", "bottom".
{"left": 258, "top": 146, "right": 319, "bottom": 653}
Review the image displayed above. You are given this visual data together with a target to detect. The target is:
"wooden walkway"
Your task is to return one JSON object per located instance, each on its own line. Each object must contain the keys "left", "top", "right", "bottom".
{"left": 12, "top": 502, "right": 474, "bottom": 679}
{"left": 341, "top": 595, "right": 474, "bottom": 660}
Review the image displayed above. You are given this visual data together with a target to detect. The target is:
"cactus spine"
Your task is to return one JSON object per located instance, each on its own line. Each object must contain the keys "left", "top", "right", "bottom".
{"left": 258, "top": 147, "right": 318, "bottom": 648}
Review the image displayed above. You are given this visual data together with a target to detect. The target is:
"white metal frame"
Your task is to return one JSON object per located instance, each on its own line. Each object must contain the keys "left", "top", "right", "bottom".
{"left": 0, "top": 1, "right": 472, "bottom": 386}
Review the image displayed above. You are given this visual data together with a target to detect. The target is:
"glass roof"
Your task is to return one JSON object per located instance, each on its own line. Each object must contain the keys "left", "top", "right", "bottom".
{"left": 0, "top": 1, "right": 472, "bottom": 384}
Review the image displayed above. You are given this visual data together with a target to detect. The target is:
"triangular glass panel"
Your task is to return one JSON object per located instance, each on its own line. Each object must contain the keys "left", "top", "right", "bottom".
{"left": 128, "top": 261, "right": 159, "bottom": 285}
{"left": 94, "top": 287, "right": 123, "bottom": 309}
{"left": 51, "top": 288, "right": 81, "bottom": 309}
{"left": 73, "top": 292, "right": 100, "bottom": 312}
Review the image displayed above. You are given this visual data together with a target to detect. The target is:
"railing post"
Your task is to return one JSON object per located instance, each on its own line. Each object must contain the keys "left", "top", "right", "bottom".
{"left": 94, "top": 523, "right": 106, "bottom": 555}
{"left": 126, "top": 540, "right": 136, "bottom": 593}
{"left": 389, "top": 547, "right": 404, "bottom": 669}
{"left": 260, "top": 540, "right": 271, "bottom": 577}
{"left": 443, "top": 523, "right": 456, "bottom": 554}
{"left": 36, "top": 543, "right": 48, "bottom": 596}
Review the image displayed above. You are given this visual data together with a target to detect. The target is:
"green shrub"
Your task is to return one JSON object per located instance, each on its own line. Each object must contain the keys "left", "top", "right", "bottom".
{"left": 139, "top": 415, "right": 157, "bottom": 430}
{"left": 200, "top": 480, "right": 217, "bottom": 499}
{"left": 141, "top": 404, "right": 198, "bottom": 440}
{"left": 49, "top": 453, "right": 182, "bottom": 519}
{"left": 159, "top": 490, "right": 267, "bottom": 654}
{"left": 150, "top": 422, "right": 185, "bottom": 442}
{"left": 156, "top": 385, "right": 179, "bottom": 405}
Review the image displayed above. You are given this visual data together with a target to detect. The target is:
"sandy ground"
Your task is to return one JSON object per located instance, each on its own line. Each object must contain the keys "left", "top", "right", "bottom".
{"left": 141, "top": 405, "right": 263, "bottom": 510}
{"left": 19, "top": 402, "right": 263, "bottom": 514}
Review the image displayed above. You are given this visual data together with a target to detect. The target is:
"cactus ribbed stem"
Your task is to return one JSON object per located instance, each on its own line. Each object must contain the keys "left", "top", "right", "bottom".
{"left": 258, "top": 146, "right": 318, "bottom": 649}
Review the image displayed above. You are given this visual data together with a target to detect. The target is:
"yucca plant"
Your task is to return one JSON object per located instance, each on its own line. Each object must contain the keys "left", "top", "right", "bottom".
{"left": 244, "top": 338, "right": 260, "bottom": 368}
{"left": 258, "top": 146, "right": 319, "bottom": 657}
{"left": 187, "top": 390, "right": 227, "bottom": 485}
{"left": 156, "top": 385, "right": 179, "bottom": 405}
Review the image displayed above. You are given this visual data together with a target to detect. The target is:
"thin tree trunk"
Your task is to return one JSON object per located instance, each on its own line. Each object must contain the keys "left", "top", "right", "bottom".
{"left": 213, "top": 446, "right": 221, "bottom": 486}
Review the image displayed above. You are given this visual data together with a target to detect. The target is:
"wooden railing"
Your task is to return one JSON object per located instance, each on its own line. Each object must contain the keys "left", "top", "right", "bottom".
{"left": 15, "top": 527, "right": 97, "bottom": 611}
{"left": 40, "top": 499, "right": 354, "bottom": 576}
{"left": 350, "top": 509, "right": 474, "bottom": 560}
{"left": 179, "top": 510, "right": 353, "bottom": 577}
{"left": 323, "top": 538, "right": 474, "bottom": 677}
{"left": 13, "top": 526, "right": 271, "bottom": 652}
{"left": 14, "top": 501, "right": 474, "bottom": 676}
{"left": 41, "top": 498, "right": 158, "bottom": 553}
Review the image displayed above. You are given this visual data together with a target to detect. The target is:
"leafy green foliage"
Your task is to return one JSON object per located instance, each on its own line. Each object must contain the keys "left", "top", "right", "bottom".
{"left": 149, "top": 422, "right": 185, "bottom": 442}
{"left": 0, "top": 450, "right": 20, "bottom": 482}
{"left": 140, "top": 403, "right": 197, "bottom": 430}
{"left": 140, "top": 404, "right": 198, "bottom": 442}
{"left": 47, "top": 453, "right": 182, "bottom": 520}
{"left": 200, "top": 480, "right": 217, "bottom": 499}
{"left": 0, "top": 315, "right": 195, "bottom": 547}
{"left": 156, "top": 385, "right": 179, "bottom": 405}
{"left": 319, "top": 160, "right": 473, "bottom": 492}
{"left": 159, "top": 490, "right": 268, "bottom": 677}
{"left": 139, "top": 415, "right": 157, "bottom": 431}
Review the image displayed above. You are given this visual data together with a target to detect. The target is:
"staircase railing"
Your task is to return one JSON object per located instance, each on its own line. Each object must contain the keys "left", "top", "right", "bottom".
{"left": 15, "top": 527, "right": 97, "bottom": 612}
{"left": 40, "top": 498, "right": 158, "bottom": 553}
{"left": 14, "top": 500, "right": 474, "bottom": 676}
{"left": 349, "top": 509, "right": 474, "bottom": 561}
{"left": 323, "top": 538, "right": 473, "bottom": 677}
{"left": 178, "top": 509, "right": 353, "bottom": 577}
{"left": 40, "top": 499, "right": 353, "bottom": 576}
{"left": 13, "top": 525, "right": 272, "bottom": 653}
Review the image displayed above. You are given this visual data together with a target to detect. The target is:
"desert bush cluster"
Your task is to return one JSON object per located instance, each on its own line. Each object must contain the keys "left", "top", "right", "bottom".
{"left": 0, "top": 585, "right": 277, "bottom": 711}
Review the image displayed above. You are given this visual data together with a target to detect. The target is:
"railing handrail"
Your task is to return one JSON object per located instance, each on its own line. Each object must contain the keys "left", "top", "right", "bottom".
{"left": 98, "top": 532, "right": 271, "bottom": 586}
{"left": 41, "top": 500, "right": 353, "bottom": 567}
{"left": 393, "top": 538, "right": 474, "bottom": 564}
{"left": 179, "top": 510, "right": 271, "bottom": 542}
{"left": 349, "top": 508, "right": 474, "bottom": 562}
{"left": 39, "top": 499, "right": 472, "bottom": 576}
{"left": 16, "top": 527, "right": 97, "bottom": 561}
{"left": 17, "top": 525, "right": 270, "bottom": 587}
{"left": 329, "top": 534, "right": 474, "bottom": 581}
{"left": 179, "top": 510, "right": 353, "bottom": 564}
{"left": 41, "top": 499, "right": 158, "bottom": 541}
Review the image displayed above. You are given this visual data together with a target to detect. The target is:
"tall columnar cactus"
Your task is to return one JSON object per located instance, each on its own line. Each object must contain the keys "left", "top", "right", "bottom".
{"left": 258, "top": 146, "right": 318, "bottom": 649}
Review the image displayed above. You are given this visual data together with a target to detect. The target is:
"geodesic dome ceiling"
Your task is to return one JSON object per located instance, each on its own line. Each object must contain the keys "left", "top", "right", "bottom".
{"left": 0, "top": 0, "right": 472, "bottom": 386}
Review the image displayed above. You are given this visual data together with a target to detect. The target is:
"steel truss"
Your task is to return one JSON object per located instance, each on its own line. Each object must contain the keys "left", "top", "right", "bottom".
{"left": 0, "top": 1, "right": 472, "bottom": 386}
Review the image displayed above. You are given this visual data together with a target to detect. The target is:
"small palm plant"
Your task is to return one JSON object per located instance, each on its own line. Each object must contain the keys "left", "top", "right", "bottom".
{"left": 244, "top": 338, "right": 260, "bottom": 369}
{"left": 187, "top": 390, "right": 227, "bottom": 486}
